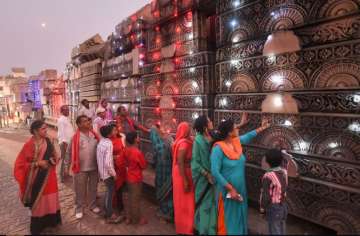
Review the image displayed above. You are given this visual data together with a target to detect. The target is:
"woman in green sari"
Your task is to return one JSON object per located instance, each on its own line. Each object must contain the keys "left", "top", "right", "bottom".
{"left": 149, "top": 125, "right": 174, "bottom": 222}
{"left": 191, "top": 115, "right": 217, "bottom": 235}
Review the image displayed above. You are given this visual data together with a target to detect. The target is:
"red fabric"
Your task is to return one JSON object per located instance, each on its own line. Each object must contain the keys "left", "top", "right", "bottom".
{"left": 71, "top": 129, "right": 99, "bottom": 174}
{"left": 124, "top": 146, "right": 147, "bottom": 184}
{"left": 111, "top": 137, "right": 126, "bottom": 189}
{"left": 172, "top": 122, "right": 195, "bottom": 235}
{"left": 14, "top": 137, "right": 59, "bottom": 203}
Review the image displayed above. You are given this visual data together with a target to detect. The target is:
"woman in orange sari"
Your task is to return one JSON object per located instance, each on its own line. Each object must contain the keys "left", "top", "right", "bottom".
{"left": 14, "top": 120, "right": 61, "bottom": 235}
{"left": 172, "top": 122, "right": 195, "bottom": 235}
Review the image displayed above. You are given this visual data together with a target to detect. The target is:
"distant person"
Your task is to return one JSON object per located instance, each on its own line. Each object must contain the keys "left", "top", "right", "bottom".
{"left": 149, "top": 124, "right": 174, "bottom": 222}
{"left": 97, "top": 124, "right": 123, "bottom": 224}
{"left": 57, "top": 105, "right": 74, "bottom": 183}
{"left": 93, "top": 107, "right": 108, "bottom": 135}
{"left": 172, "top": 122, "right": 195, "bottom": 235}
{"left": 98, "top": 98, "right": 113, "bottom": 122}
{"left": 65, "top": 115, "right": 101, "bottom": 219}
{"left": 111, "top": 122, "right": 126, "bottom": 215}
{"left": 123, "top": 131, "right": 148, "bottom": 225}
{"left": 78, "top": 99, "right": 95, "bottom": 120}
{"left": 14, "top": 120, "right": 61, "bottom": 234}
{"left": 115, "top": 105, "right": 149, "bottom": 134}
{"left": 260, "top": 149, "right": 298, "bottom": 235}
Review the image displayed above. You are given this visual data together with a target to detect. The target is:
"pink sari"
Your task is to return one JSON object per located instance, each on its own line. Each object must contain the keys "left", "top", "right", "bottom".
{"left": 172, "top": 122, "right": 195, "bottom": 235}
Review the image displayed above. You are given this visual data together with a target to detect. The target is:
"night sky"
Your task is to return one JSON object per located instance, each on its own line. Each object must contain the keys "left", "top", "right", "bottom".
{"left": 0, "top": 0, "right": 149, "bottom": 76}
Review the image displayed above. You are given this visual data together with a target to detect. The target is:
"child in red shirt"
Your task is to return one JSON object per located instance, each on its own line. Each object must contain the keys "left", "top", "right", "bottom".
{"left": 124, "top": 131, "right": 148, "bottom": 225}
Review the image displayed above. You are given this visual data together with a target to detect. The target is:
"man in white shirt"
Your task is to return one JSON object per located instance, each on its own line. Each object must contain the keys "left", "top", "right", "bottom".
{"left": 57, "top": 105, "right": 75, "bottom": 183}
{"left": 78, "top": 99, "right": 95, "bottom": 120}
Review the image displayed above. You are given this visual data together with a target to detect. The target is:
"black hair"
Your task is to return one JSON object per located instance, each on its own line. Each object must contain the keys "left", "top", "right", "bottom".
{"left": 81, "top": 99, "right": 89, "bottom": 106}
{"left": 193, "top": 115, "right": 209, "bottom": 134}
{"left": 117, "top": 105, "right": 126, "bottom": 113}
{"left": 265, "top": 149, "right": 284, "bottom": 168}
{"left": 100, "top": 124, "right": 116, "bottom": 138}
{"left": 30, "top": 120, "right": 45, "bottom": 135}
{"left": 214, "top": 119, "right": 235, "bottom": 141}
{"left": 76, "top": 115, "right": 89, "bottom": 125}
{"left": 126, "top": 131, "right": 138, "bottom": 145}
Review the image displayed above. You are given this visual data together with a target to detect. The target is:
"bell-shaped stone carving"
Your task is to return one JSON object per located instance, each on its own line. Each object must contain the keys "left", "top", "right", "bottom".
{"left": 263, "top": 30, "right": 301, "bottom": 56}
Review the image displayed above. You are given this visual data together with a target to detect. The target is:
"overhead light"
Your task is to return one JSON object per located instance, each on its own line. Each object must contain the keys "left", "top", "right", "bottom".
{"left": 273, "top": 95, "right": 283, "bottom": 107}
{"left": 299, "top": 141, "right": 309, "bottom": 151}
{"left": 230, "top": 19, "right": 238, "bottom": 27}
{"left": 192, "top": 81, "right": 198, "bottom": 88}
{"left": 328, "top": 142, "right": 338, "bottom": 148}
{"left": 349, "top": 122, "right": 360, "bottom": 132}
{"left": 192, "top": 112, "right": 199, "bottom": 119}
{"left": 231, "top": 59, "right": 239, "bottom": 65}
{"left": 190, "top": 67, "right": 195, "bottom": 73}
{"left": 354, "top": 94, "right": 360, "bottom": 103}
{"left": 194, "top": 96, "right": 202, "bottom": 104}
{"left": 220, "top": 97, "right": 228, "bottom": 107}
{"left": 225, "top": 80, "right": 232, "bottom": 88}
{"left": 271, "top": 75, "right": 284, "bottom": 85}
{"left": 283, "top": 120, "right": 292, "bottom": 127}
{"left": 233, "top": 0, "right": 240, "bottom": 7}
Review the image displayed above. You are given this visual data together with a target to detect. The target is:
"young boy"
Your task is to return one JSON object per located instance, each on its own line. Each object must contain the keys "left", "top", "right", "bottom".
{"left": 97, "top": 124, "right": 122, "bottom": 224}
{"left": 123, "top": 131, "right": 148, "bottom": 225}
{"left": 260, "top": 149, "right": 298, "bottom": 235}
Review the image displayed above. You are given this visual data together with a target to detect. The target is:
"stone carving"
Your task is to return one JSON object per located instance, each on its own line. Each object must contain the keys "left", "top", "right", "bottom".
{"left": 318, "top": 0, "right": 360, "bottom": 18}
{"left": 262, "top": 69, "right": 306, "bottom": 91}
{"left": 309, "top": 131, "right": 360, "bottom": 161}
{"left": 312, "top": 61, "right": 360, "bottom": 88}
{"left": 263, "top": 5, "right": 306, "bottom": 32}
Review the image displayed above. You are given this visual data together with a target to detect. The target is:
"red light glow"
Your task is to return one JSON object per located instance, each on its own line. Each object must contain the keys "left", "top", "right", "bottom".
{"left": 176, "top": 26, "right": 181, "bottom": 33}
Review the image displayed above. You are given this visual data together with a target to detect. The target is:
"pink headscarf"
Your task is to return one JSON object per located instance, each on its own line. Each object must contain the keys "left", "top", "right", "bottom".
{"left": 172, "top": 122, "right": 192, "bottom": 162}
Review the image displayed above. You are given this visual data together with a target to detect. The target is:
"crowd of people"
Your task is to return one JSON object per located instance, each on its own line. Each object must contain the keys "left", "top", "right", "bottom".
{"left": 13, "top": 98, "right": 298, "bottom": 235}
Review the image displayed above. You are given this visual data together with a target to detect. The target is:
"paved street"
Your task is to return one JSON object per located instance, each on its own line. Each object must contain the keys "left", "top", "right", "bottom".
{"left": 0, "top": 127, "right": 175, "bottom": 235}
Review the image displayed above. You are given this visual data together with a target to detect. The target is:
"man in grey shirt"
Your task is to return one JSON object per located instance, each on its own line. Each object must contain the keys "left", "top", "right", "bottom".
{"left": 65, "top": 115, "right": 101, "bottom": 219}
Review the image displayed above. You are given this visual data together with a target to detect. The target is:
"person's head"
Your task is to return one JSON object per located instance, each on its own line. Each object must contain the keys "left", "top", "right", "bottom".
{"left": 175, "top": 122, "right": 191, "bottom": 140}
{"left": 126, "top": 131, "right": 140, "bottom": 145}
{"left": 30, "top": 120, "right": 47, "bottom": 138}
{"left": 60, "top": 105, "right": 70, "bottom": 117}
{"left": 265, "top": 149, "right": 284, "bottom": 168}
{"left": 100, "top": 124, "right": 117, "bottom": 139}
{"left": 117, "top": 105, "right": 128, "bottom": 117}
{"left": 116, "top": 122, "right": 124, "bottom": 134}
{"left": 76, "top": 115, "right": 92, "bottom": 131}
{"left": 216, "top": 119, "right": 237, "bottom": 140}
{"left": 81, "top": 99, "right": 90, "bottom": 109}
{"left": 96, "top": 107, "right": 106, "bottom": 119}
{"left": 194, "top": 115, "right": 213, "bottom": 135}
{"left": 100, "top": 99, "right": 108, "bottom": 109}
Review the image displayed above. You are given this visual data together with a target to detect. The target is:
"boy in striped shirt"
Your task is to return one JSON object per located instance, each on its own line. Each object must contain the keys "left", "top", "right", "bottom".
{"left": 260, "top": 149, "right": 298, "bottom": 235}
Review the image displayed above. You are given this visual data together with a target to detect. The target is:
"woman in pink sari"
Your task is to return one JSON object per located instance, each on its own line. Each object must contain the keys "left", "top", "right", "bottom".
{"left": 172, "top": 122, "right": 195, "bottom": 234}
{"left": 14, "top": 120, "right": 61, "bottom": 235}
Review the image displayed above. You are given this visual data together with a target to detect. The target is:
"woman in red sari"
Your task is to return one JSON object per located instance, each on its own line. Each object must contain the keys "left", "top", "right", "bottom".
{"left": 14, "top": 120, "right": 61, "bottom": 235}
{"left": 111, "top": 122, "right": 126, "bottom": 215}
{"left": 172, "top": 122, "right": 195, "bottom": 235}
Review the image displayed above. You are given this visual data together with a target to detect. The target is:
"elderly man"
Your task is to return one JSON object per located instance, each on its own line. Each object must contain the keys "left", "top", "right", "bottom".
{"left": 78, "top": 99, "right": 95, "bottom": 120}
{"left": 57, "top": 105, "right": 74, "bottom": 183}
{"left": 93, "top": 107, "right": 108, "bottom": 135}
{"left": 115, "top": 106, "right": 149, "bottom": 134}
{"left": 65, "top": 115, "right": 101, "bottom": 219}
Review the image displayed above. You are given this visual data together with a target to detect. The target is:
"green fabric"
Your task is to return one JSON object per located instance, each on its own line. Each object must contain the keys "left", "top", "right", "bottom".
{"left": 191, "top": 134, "right": 217, "bottom": 235}
{"left": 150, "top": 128, "right": 174, "bottom": 221}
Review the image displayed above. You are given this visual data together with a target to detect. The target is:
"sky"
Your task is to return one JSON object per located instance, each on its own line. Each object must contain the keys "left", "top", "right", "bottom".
{"left": 0, "top": 0, "right": 149, "bottom": 76}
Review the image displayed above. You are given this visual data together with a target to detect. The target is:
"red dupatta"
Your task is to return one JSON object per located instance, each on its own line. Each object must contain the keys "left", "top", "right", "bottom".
{"left": 172, "top": 122, "right": 193, "bottom": 164}
{"left": 71, "top": 129, "right": 100, "bottom": 174}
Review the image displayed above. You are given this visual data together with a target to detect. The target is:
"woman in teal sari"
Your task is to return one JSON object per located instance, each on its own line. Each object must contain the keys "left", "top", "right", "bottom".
{"left": 191, "top": 115, "right": 216, "bottom": 235}
{"left": 210, "top": 117, "right": 269, "bottom": 235}
{"left": 149, "top": 125, "right": 174, "bottom": 221}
